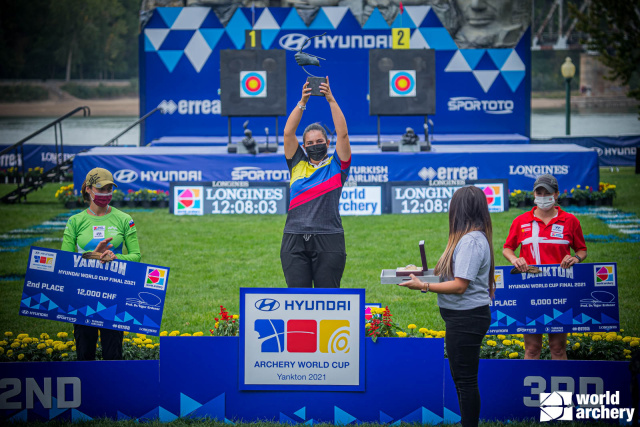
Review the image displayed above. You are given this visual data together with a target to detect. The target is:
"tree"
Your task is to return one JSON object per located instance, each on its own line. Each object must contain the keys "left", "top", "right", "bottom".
{"left": 569, "top": 0, "right": 640, "bottom": 118}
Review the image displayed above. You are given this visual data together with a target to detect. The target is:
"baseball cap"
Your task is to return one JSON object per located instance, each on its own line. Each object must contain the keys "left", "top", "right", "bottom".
{"left": 533, "top": 174, "right": 558, "bottom": 193}
{"left": 85, "top": 168, "right": 117, "bottom": 188}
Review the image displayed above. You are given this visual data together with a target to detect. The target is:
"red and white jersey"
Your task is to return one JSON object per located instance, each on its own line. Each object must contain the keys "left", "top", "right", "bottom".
{"left": 503, "top": 207, "right": 587, "bottom": 265}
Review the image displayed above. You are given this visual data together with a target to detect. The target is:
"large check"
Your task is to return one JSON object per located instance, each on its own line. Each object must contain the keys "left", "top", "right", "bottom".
{"left": 20, "top": 247, "right": 169, "bottom": 336}
{"left": 489, "top": 263, "right": 619, "bottom": 335}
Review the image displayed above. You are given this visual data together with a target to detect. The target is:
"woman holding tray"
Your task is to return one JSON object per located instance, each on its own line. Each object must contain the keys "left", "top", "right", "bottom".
{"left": 280, "top": 78, "right": 351, "bottom": 288}
{"left": 399, "top": 185, "right": 495, "bottom": 427}
{"left": 61, "top": 167, "right": 141, "bottom": 361}
{"left": 503, "top": 174, "right": 587, "bottom": 360}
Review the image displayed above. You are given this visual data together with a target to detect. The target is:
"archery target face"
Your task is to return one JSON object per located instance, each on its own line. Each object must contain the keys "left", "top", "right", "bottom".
{"left": 389, "top": 70, "right": 416, "bottom": 97}
{"left": 240, "top": 71, "right": 267, "bottom": 98}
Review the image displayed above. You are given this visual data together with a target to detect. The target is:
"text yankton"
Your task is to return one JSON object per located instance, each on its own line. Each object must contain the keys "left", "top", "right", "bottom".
{"left": 72, "top": 255, "right": 127, "bottom": 276}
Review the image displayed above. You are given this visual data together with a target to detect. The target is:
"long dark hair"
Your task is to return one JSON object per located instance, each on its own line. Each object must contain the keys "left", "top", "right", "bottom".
{"left": 434, "top": 186, "right": 496, "bottom": 297}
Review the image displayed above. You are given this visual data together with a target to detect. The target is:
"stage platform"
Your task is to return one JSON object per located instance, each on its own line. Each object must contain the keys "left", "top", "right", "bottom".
{"left": 74, "top": 143, "right": 598, "bottom": 194}
{"left": 148, "top": 133, "right": 530, "bottom": 147}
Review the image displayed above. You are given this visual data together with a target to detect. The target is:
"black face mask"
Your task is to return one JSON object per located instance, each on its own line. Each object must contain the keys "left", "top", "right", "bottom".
{"left": 305, "top": 144, "right": 328, "bottom": 162}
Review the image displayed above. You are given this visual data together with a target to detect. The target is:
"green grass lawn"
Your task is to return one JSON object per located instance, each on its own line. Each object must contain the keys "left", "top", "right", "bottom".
{"left": 1, "top": 168, "right": 639, "bottom": 339}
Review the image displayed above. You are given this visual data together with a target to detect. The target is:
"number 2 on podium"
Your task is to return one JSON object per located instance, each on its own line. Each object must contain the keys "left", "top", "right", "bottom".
{"left": 392, "top": 28, "right": 410, "bottom": 49}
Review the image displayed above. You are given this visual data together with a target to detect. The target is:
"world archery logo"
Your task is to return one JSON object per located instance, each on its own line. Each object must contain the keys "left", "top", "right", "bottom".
{"left": 240, "top": 71, "right": 267, "bottom": 98}
{"left": 594, "top": 265, "right": 615, "bottom": 287}
{"left": 389, "top": 70, "right": 416, "bottom": 97}
{"left": 539, "top": 391, "right": 573, "bottom": 421}
{"left": 175, "top": 187, "right": 203, "bottom": 215}
{"left": 254, "top": 319, "right": 350, "bottom": 353}
{"left": 144, "top": 267, "right": 168, "bottom": 291}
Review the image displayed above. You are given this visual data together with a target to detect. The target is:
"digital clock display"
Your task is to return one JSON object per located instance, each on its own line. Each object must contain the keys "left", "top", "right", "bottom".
{"left": 390, "top": 181, "right": 507, "bottom": 214}
{"left": 170, "top": 182, "right": 289, "bottom": 215}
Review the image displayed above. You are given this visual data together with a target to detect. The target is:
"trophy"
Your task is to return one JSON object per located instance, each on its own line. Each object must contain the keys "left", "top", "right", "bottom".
{"left": 291, "top": 33, "right": 327, "bottom": 96}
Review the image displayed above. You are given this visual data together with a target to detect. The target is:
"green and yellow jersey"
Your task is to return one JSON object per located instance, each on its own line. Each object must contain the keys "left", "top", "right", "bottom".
{"left": 61, "top": 208, "right": 141, "bottom": 262}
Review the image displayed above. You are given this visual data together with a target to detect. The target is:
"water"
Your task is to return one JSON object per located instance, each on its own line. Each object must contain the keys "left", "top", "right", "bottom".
{"left": 0, "top": 117, "right": 140, "bottom": 147}
{"left": 0, "top": 110, "right": 638, "bottom": 147}
{"left": 531, "top": 110, "right": 640, "bottom": 138}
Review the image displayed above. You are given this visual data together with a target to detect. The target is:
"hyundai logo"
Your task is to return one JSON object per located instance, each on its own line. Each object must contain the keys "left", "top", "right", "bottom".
{"left": 279, "top": 33, "right": 309, "bottom": 51}
{"left": 114, "top": 169, "right": 139, "bottom": 183}
{"left": 255, "top": 298, "right": 280, "bottom": 312}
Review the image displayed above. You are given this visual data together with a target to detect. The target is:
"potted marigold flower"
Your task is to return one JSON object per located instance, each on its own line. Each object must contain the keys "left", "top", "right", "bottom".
{"left": 125, "top": 189, "right": 137, "bottom": 208}
{"left": 135, "top": 189, "right": 154, "bottom": 208}
{"left": 55, "top": 184, "right": 81, "bottom": 208}
{"left": 509, "top": 190, "right": 526, "bottom": 208}
{"left": 153, "top": 190, "right": 169, "bottom": 208}
{"left": 601, "top": 182, "right": 616, "bottom": 206}
{"left": 558, "top": 189, "right": 570, "bottom": 207}
{"left": 111, "top": 189, "right": 125, "bottom": 208}
{"left": 589, "top": 188, "right": 604, "bottom": 206}
{"left": 571, "top": 185, "right": 589, "bottom": 207}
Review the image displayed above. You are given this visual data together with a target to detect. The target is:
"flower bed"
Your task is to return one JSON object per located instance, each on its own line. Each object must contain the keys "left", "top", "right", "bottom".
{"left": 509, "top": 182, "right": 617, "bottom": 208}
{"left": 2, "top": 306, "right": 636, "bottom": 362}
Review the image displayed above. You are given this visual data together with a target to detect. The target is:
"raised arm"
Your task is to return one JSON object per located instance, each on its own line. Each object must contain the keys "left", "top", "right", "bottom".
{"left": 284, "top": 82, "right": 312, "bottom": 159}
{"left": 320, "top": 77, "right": 350, "bottom": 162}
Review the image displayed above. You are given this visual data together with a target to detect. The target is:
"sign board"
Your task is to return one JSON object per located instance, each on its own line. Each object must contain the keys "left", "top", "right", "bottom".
{"left": 389, "top": 180, "right": 508, "bottom": 214}
{"left": 489, "top": 263, "right": 619, "bottom": 335}
{"left": 170, "top": 181, "right": 289, "bottom": 215}
{"left": 240, "top": 288, "right": 365, "bottom": 391}
{"left": 21, "top": 247, "right": 169, "bottom": 336}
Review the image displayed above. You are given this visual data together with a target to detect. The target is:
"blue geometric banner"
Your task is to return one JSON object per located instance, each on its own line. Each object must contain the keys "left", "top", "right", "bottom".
{"left": 489, "top": 263, "right": 619, "bottom": 335}
{"left": 159, "top": 336, "right": 445, "bottom": 423}
{"left": 20, "top": 247, "right": 170, "bottom": 336}
{"left": 0, "top": 341, "right": 630, "bottom": 424}
{"left": 140, "top": 6, "right": 531, "bottom": 144}
{"left": 444, "top": 359, "right": 633, "bottom": 423}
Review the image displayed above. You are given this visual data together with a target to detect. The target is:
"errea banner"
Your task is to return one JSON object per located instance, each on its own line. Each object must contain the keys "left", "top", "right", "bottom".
{"left": 240, "top": 288, "right": 365, "bottom": 391}
{"left": 20, "top": 247, "right": 170, "bottom": 336}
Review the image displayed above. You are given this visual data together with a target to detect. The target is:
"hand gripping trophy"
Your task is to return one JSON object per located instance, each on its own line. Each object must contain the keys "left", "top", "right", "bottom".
{"left": 290, "top": 33, "right": 328, "bottom": 96}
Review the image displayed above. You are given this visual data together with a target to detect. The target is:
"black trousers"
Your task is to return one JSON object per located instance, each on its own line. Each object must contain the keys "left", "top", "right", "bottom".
{"left": 440, "top": 305, "right": 491, "bottom": 427}
{"left": 74, "top": 324, "right": 124, "bottom": 361}
{"left": 280, "top": 233, "right": 346, "bottom": 288}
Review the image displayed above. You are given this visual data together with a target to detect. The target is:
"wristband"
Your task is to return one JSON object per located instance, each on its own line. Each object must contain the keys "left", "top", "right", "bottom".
{"left": 574, "top": 254, "right": 582, "bottom": 263}
{"left": 421, "top": 282, "right": 429, "bottom": 293}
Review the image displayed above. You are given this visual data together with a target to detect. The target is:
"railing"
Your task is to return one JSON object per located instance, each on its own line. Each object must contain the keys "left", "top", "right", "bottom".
{"left": 1, "top": 107, "right": 163, "bottom": 203}
{"left": 0, "top": 106, "right": 90, "bottom": 180}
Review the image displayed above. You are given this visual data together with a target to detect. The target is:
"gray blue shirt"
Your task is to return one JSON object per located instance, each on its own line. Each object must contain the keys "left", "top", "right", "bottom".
{"left": 437, "top": 231, "right": 492, "bottom": 310}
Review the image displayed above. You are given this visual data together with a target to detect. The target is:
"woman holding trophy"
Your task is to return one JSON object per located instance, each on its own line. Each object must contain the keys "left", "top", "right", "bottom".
{"left": 280, "top": 78, "right": 352, "bottom": 288}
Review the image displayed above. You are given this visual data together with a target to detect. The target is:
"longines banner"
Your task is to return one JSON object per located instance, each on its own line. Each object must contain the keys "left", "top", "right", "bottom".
{"left": 240, "top": 288, "right": 365, "bottom": 391}
{"left": 139, "top": 6, "right": 531, "bottom": 144}
{"left": 20, "top": 247, "right": 169, "bottom": 336}
{"left": 168, "top": 180, "right": 505, "bottom": 216}
{"left": 489, "top": 263, "right": 619, "bottom": 335}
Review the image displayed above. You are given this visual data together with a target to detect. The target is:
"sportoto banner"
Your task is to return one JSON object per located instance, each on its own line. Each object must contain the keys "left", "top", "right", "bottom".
{"left": 240, "top": 288, "right": 365, "bottom": 391}
{"left": 140, "top": 6, "right": 531, "bottom": 144}
{"left": 73, "top": 146, "right": 599, "bottom": 195}
{"left": 20, "top": 247, "right": 170, "bottom": 336}
{"left": 489, "top": 263, "right": 619, "bottom": 335}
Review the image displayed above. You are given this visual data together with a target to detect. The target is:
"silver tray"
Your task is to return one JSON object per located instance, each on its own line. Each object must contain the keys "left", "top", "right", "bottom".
{"left": 380, "top": 269, "right": 441, "bottom": 285}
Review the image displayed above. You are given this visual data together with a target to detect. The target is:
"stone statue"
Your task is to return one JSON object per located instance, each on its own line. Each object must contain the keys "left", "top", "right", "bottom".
{"left": 241, "top": 121, "right": 257, "bottom": 155}
{"left": 432, "top": 0, "right": 531, "bottom": 49}
{"left": 401, "top": 127, "right": 419, "bottom": 145}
